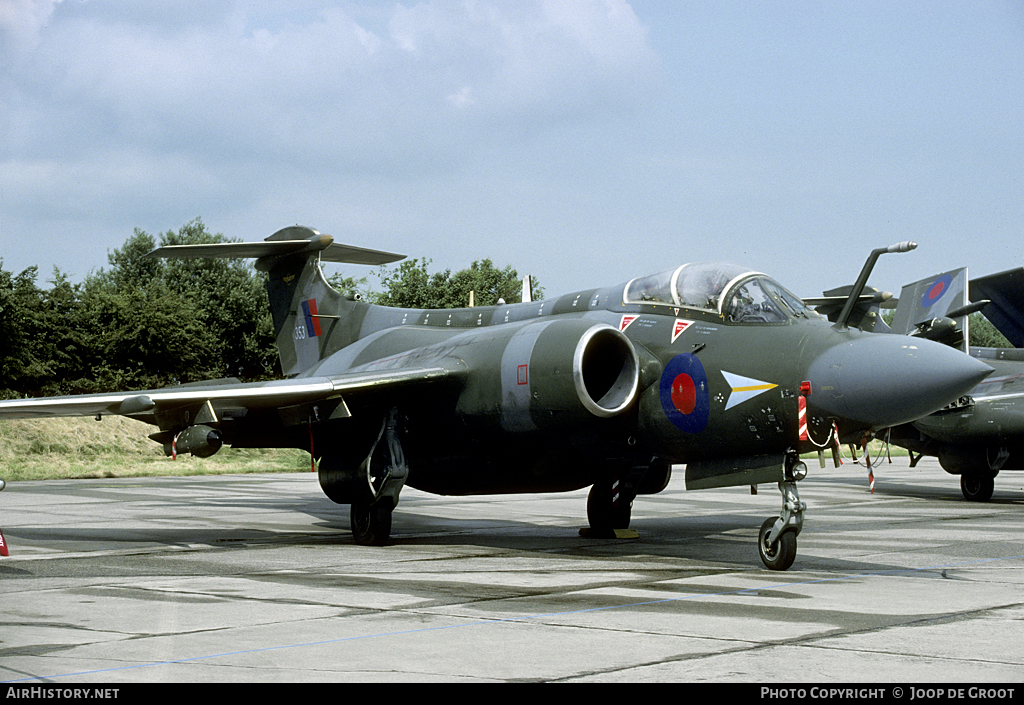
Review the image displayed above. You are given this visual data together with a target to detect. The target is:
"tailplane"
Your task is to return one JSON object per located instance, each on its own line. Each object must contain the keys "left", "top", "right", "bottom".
{"left": 148, "top": 225, "right": 404, "bottom": 376}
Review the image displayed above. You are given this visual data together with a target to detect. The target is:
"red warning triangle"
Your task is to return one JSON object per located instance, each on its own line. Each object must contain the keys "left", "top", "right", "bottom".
{"left": 671, "top": 319, "right": 693, "bottom": 343}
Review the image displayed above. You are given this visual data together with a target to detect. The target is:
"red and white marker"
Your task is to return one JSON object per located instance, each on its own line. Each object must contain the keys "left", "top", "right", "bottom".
{"left": 798, "top": 381, "right": 811, "bottom": 441}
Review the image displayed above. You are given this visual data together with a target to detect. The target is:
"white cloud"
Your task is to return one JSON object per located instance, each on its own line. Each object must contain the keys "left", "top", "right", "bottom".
{"left": 0, "top": 0, "right": 63, "bottom": 52}
{"left": 2, "top": 1, "right": 655, "bottom": 168}
{"left": 446, "top": 85, "right": 474, "bottom": 108}
{"left": 1, "top": 1, "right": 660, "bottom": 281}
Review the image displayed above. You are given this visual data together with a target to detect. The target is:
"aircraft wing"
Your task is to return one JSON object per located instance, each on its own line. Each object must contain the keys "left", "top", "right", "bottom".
{"left": 969, "top": 267, "right": 1024, "bottom": 348}
{"left": 0, "top": 367, "right": 455, "bottom": 423}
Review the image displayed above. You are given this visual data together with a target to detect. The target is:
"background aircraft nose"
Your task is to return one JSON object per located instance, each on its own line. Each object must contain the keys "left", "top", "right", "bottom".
{"left": 806, "top": 335, "right": 992, "bottom": 428}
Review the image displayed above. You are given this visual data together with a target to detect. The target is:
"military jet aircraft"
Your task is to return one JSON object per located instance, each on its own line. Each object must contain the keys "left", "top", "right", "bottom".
{"left": 0, "top": 228, "right": 992, "bottom": 570}
{"left": 885, "top": 267, "right": 1024, "bottom": 501}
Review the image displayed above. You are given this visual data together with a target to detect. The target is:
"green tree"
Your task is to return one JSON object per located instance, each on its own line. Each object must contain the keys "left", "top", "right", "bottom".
{"left": 451, "top": 259, "right": 536, "bottom": 307}
{"left": 325, "top": 271, "right": 371, "bottom": 299}
{"left": 373, "top": 258, "right": 542, "bottom": 309}
{"left": 372, "top": 259, "right": 447, "bottom": 308}
{"left": 968, "top": 313, "right": 1012, "bottom": 348}
{"left": 72, "top": 218, "right": 277, "bottom": 391}
{"left": 103, "top": 229, "right": 161, "bottom": 290}
{"left": 0, "top": 264, "right": 50, "bottom": 397}
{"left": 158, "top": 218, "right": 277, "bottom": 380}
{"left": 2, "top": 224, "right": 548, "bottom": 398}
{"left": 35, "top": 270, "right": 92, "bottom": 395}
{"left": 79, "top": 278, "right": 220, "bottom": 390}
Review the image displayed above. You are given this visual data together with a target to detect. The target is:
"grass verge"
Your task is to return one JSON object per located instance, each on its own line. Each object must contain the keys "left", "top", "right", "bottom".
{"left": 0, "top": 416, "right": 310, "bottom": 481}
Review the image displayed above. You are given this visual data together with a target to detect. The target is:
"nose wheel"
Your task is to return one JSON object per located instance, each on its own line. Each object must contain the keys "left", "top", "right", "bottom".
{"left": 758, "top": 516, "right": 797, "bottom": 570}
{"left": 757, "top": 458, "right": 806, "bottom": 571}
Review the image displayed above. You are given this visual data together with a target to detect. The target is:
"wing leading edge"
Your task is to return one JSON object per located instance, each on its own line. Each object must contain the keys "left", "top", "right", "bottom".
{"left": 0, "top": 367, "right": 455, "bottom": 422}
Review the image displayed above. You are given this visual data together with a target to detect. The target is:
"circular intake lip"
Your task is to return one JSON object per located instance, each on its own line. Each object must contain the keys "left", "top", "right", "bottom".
{"left": 573, "top": 324, "right": 641, "bottom": 418}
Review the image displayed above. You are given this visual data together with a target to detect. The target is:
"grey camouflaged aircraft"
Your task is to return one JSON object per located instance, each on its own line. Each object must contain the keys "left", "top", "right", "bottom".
{"left": 884, "top": 266, "right": 1024, "bottom": 501}
{"left": 0, "top": 228, "right": 993, "bottom": 570}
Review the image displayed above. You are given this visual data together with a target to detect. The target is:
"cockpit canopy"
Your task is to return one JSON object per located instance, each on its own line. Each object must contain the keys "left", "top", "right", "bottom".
{"left": 623, "top": 262, "right": 815, "bottom": 323}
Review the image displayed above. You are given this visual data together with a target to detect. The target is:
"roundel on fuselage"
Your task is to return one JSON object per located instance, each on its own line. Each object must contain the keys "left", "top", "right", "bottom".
{"left": 659, "top": 353, "right": 710, "bottom": 433}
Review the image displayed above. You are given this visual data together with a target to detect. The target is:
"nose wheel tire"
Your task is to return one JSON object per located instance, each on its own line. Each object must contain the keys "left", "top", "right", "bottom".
{"left": 758, "top": 517, "right": 797, "bottom": 571}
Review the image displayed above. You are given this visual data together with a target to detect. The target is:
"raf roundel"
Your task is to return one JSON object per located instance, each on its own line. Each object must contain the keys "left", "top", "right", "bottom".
{"left": 659, "top": 353, "right": 710, "bottom": 433}
{"left": 921, "top": 273, "right": 953, "bottom": 308}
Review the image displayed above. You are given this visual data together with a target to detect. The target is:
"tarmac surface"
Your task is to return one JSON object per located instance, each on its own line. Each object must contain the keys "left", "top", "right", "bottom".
{"left": 1, "top": 456, "right": 1023, "bottom": 684}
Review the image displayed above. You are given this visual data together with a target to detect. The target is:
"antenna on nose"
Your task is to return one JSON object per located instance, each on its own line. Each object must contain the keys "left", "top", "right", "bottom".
{"left": 833, "top": 242, "right": 918, "bottom": 330}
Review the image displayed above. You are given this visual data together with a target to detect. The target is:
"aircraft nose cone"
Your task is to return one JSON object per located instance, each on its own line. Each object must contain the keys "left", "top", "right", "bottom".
{"left": 807, "top": 335, "right": 992, "bottom": 428}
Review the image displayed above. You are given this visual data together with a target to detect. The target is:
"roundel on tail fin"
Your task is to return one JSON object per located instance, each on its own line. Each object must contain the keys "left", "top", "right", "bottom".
{"left": 921, "top": 273, "right": 953, "bottom": 308}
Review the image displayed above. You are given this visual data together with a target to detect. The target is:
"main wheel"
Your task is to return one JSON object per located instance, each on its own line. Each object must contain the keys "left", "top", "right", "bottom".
{"left": 758, "top": 517, "right": 797, "bottom": 571}
{"left": 587, "top": 481, "right": 632, "bottom": 534}
{"left": 960, "top": 473, "right": 995, "bottom": 502}
{"left": 350, "top": 502, "right": 392, "bottom": 546}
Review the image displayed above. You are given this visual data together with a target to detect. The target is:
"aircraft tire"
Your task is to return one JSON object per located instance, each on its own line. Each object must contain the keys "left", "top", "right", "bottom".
{"left": 960, "top": 473, "right": 995, "bottom": 503}
{"left": 350, "top": 502, "right": 392, "bottom": 546}
{"left": 587, "top": 481, "right": 632, "bottom": 534}
{"left": 758, "top": 517, "right": 796, "bottom": 571}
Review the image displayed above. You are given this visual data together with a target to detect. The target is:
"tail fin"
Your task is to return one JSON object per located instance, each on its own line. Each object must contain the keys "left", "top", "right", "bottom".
{"left": 890, "top": 268, "right": 972, "bottom": 352}
{"left": 148, "top": 225, "right": 404, "bottom": 376}
{"left": 968, "top": 267, "right": 1024, "bottom": 347}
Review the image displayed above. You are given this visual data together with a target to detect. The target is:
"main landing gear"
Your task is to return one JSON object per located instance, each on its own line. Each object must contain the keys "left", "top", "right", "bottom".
{"left": 586, "top": 478, "right": 635, "bottom": 535}
{"left": 350, "top": 501, "right": 394, "bottom": 546}
{"left": 317, "top": 409, "right": 408, "bottom": 546}
{"left": 349, "top": 409, "right": 408, "bottom": 546}
{"left": 584, "top": 461, "right": 669, "bottom": 536}
{"left": 757, "top": 455, "right": 807, "bottom": 571}
{"left": 959, "top": 471, "right": 996, "bottom": 503}
{"left": 940, "top": 447, "right": 1007, "bottom": 502}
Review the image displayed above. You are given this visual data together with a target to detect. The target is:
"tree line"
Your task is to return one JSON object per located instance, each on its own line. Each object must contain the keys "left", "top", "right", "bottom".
{"left": 0, "top": 219, "right": 540, "bottom": 399}
{"left": 3, "top": 218, "right": 1010, "bottom": 400}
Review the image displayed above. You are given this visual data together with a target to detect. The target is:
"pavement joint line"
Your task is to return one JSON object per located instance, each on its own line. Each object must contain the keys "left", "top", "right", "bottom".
{"left": 4, "top": 553, "right": 1023, "bottom": 683}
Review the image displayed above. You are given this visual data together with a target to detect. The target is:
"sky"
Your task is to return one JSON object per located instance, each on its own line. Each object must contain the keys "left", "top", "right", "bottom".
{"left": 2, "top": 0, "right": 1023, "bottom": 301}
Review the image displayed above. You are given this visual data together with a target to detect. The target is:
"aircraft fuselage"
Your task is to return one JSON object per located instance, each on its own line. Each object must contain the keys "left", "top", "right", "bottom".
{"left": 300, "top": 276, "right": 988, "bottom": 497}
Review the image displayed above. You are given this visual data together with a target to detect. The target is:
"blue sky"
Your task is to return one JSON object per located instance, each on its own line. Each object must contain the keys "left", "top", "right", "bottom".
{"left": 2, "top": 0, "right": 1022, "bottom": 301}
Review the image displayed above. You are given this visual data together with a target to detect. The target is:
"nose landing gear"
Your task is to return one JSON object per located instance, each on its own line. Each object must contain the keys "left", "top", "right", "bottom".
{"left": 757, "top": 455, "right": 806, "bottom": 571}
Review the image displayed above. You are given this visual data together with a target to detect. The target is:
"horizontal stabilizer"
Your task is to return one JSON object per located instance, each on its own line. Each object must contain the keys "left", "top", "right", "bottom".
{"left": 146, "top": 226, "right": 404, "bottom": 266}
